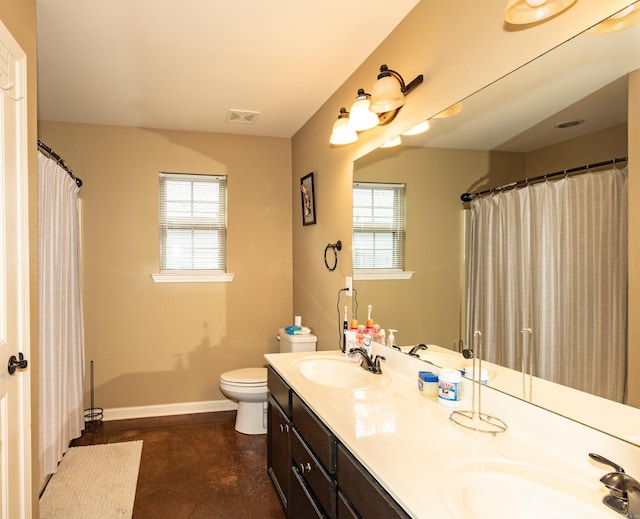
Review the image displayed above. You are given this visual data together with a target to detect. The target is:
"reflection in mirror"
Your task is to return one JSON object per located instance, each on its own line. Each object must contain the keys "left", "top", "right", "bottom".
{"left": 352, "top": 11, "right": 640, "bottom": 444}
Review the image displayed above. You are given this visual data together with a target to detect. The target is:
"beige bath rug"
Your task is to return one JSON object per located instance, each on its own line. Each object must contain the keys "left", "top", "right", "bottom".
{"left": 40, "top": 440, "right": 143, "bottom": 519}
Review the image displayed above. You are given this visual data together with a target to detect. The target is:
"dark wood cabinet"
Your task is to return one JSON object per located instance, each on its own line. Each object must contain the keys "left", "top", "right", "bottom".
{"left": 268, "top": 396, "right": 291, "bottom": 513}
{"left": 267, "top": 365, "right": 409, "bottom": 519}
{"left": 336, "top": 444, "right": 410, "bottom": 519}
{"left": 291, "top": 426, "right": 335, "bottom": 516}
{"left": 267, "top": 367, "right": 292, "bottom": 515}
{"left": 290, "top": 465, "right": 326, "bottom": 518}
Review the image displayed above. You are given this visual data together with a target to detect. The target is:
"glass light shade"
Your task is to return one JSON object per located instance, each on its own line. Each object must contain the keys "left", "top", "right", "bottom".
{"left": 348, "top": 94, "right": 379, "bottom": 132}
{"left": 379, "top": 136, "right": 402, "bottom": 148}
{"left": 370, "top": 75, "right": 405, "bottom": 113}
{"left": 504, "top": 0, "right": 577, "bottom": 24}
{"left": 330, "top": 113, "right": 358, "bottom": 145}
{"left": 587, "top": 5, "right": 640, "bottom": 34}
{"left": 403, "top": 120, "right": 430, "bottom": 136}
{"left": 433, "top": 102, "right": 463, "bottom": 119}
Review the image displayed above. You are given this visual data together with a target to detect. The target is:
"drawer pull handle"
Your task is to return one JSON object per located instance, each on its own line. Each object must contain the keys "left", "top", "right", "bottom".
{"left": 279, "top": 423, "right": 290, "bottom": 433}
{"left": 299, "top": 462, "right": 312, "bottom": 473}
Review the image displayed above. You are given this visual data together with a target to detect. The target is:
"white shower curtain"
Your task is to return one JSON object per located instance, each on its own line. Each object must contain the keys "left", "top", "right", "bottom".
{"left": 467, "top": 166, "right": 627, "bottom": 403}
{"left": 38, "top": 153, "right": 85, "bottom": 478}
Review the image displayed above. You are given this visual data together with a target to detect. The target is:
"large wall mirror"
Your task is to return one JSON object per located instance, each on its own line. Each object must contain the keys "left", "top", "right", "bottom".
{"left": 353, "top": 8, "right": 640, "bottom": 443}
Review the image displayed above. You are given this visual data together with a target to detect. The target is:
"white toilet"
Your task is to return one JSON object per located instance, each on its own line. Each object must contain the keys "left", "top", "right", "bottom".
{"left": 219, "top": 328, "right": 317, "bottom": 434}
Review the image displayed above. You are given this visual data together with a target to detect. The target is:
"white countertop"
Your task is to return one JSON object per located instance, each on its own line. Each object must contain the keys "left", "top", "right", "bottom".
{"left": 265, "top": 345, "right": 626, "bottom": 518}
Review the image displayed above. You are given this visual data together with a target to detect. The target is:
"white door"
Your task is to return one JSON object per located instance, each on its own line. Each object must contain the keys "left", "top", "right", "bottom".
{"left": 0, "top": 20, "right": 32, "bottom": 519}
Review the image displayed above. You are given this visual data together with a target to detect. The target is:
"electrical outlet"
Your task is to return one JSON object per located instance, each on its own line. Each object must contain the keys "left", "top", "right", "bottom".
{"left": 345, "top": 276, "right": 352, "bottom": 297}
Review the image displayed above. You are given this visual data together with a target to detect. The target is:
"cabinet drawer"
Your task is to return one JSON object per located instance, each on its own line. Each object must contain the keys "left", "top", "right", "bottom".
{"left": 337, "top": 490, "right": 359, "bottom": 519}
{"left": 290, "top": 465, "right": 327, "bottom": 519}
{"left": 291, "top": 427, "right": 335, "bottom": 516}
{"left": 267, "top": 396, "right": 290, "bottom": 511}
{"left": 268, "top": 366, "right": 291, "bottom": 417}
{"left": 337, "top": 444, "right": 410, "bottom": 519}
{"left": 292, "top": 393, "right": 336, "bottom": 473}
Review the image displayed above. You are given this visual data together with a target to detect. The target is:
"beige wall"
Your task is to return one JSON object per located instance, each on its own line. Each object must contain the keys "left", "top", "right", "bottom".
{"left": 526, "top": 122, "right": 628, "bottom": 176}
{"left": 38, "top": 121, "right": 292, "bottom": 409}
{"left": 290, "top": 0, "right": 634, "bottom": 352}
{"left": 353, "top": 147, "right": 523, "bottom": 347}
{"left": 0, "top": 0, "right": 40, "bottom": 510}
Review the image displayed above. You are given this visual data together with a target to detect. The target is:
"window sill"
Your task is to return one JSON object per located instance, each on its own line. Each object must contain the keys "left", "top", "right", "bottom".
{"left": 150, "top": 272, "right": 235, "bottom": 283}
{"left": 353, "top": 270, "right": 414, "bottom": 281}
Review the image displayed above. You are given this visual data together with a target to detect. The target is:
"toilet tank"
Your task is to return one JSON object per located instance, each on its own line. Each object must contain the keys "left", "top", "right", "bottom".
{"left": 278, "top": 328, "right": 317, "bottom": 353}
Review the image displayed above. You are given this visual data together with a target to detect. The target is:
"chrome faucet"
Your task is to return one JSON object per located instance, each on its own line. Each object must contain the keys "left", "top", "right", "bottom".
{"left": 408, "top": 343, "right": 427, "bottom": 357}
{"left": 349, "top": 348, "right": 385, "bottom": 374}
{"left": 590, "top": 453, "right": 640, "bottom": 519}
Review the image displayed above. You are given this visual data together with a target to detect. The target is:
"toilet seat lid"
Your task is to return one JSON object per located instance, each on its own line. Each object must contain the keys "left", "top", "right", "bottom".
{"left": 220, "top": 367, "right": 268, "bottom": 384}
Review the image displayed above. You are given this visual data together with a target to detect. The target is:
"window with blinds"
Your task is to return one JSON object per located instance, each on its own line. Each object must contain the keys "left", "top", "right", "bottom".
{"left": 352, "top": 182, "right": 406, "bottom": 270}
{"left": 159, "top": 173, "right": 227, "bottom": 272}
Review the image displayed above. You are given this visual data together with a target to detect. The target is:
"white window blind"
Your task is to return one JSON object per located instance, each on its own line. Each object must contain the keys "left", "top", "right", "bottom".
{"left": 159, "top": 173, "right": 227, "bottom": 272}
{"left": 353, "top": 182, "right": 406, "bottom": 270}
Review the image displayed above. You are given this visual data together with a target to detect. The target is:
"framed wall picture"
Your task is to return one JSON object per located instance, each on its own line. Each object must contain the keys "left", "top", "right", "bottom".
{"left": 300, "top": 172, "right": 316, "bottom": 226}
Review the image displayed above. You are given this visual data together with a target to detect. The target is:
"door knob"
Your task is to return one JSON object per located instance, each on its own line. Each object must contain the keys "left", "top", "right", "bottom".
{"left": 7, "top": 352, "right": 28, "bottom": 375}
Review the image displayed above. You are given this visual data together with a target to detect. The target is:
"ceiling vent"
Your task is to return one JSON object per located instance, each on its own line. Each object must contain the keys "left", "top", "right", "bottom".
{"left": 226, "top": 109, "right": 260, "bottom": 124}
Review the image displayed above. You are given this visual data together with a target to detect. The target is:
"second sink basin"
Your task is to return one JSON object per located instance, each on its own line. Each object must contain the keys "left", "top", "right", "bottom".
{"left": 441, "top": 458, "right": 607, "bottom": 519}
{"left": 294, "top": 356, "right": 372, "bottom": 389}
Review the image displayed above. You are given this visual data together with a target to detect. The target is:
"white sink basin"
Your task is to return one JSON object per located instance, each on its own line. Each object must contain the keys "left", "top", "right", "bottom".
{"left": 442, "top": 458, "right": 607, "bottom": 519}
{"left": 294, "top": 356, "right": 372, "bottom": 389}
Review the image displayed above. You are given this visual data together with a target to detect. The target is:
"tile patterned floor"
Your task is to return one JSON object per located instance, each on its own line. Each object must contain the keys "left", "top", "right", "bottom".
{"left": 71, "top": 411, "right": 284, "bottom": 519}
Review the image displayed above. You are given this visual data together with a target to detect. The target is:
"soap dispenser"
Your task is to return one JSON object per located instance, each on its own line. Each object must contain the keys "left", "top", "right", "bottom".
{"left": 387, "top": 329, "right": 397, "bottom": 348}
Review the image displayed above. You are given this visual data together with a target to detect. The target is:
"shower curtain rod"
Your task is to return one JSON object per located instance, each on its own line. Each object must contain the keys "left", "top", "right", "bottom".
{"left": 37, "top": 139, "right": 83, "bottom": 188}
{"left": 460, "top": 156, "right": 627, "bottom": 202}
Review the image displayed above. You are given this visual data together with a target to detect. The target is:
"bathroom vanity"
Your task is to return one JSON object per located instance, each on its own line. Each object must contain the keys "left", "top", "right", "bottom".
{"left": 267, "top": 365, "right": 408, "bottom": 518}
{"left": 265, "top": 344, "right": 640, "bottom": 518}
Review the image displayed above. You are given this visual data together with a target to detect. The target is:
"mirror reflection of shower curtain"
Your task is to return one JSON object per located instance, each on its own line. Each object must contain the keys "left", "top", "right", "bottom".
{"left": 466, "top": 167, "right": 627, "bottom": 403}
{"left": 38, "top": 153, "right": 85, "bottom": 479}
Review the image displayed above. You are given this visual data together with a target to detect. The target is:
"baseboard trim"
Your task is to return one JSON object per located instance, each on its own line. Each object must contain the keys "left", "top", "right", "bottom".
{"left": 102, "top": 399, "right": 238, "bottom": 421}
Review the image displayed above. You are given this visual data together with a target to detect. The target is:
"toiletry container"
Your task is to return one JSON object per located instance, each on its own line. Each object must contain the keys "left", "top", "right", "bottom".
{"left": 387, "top": 329, "right": 397, "bottom": 348}
{"left": 219, "top": 328, "right": 317, "bottom": 434}
{"left": 438, "top": 368, "right": 462, "bottom": 407}
{"left": 418, "top": 371, "right": 439, "bottom": 397}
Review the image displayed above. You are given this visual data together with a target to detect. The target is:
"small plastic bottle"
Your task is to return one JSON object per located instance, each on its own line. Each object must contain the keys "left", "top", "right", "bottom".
{"left": 387, "top": 329, "right": 397, "bottom": 348}
{"left": 345, "top": 331, "right": 358, "bottom": 362}
{"left": 372, "top": 324, "right": 383, "bottom": 344}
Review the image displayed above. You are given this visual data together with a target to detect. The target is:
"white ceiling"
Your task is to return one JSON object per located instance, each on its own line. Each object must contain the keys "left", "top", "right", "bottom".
{"left": 35, "top": 0, "right": 421, "bottom": 138}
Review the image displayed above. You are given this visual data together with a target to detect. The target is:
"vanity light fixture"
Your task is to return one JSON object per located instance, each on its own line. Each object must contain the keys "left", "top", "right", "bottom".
{"left": 329, "top": 64, "right": 423, "bottom": 145}
{"left": 587, "top": 4, "right": 640, "bottom": 34}
{"left": 329, "top": 108, "right": 358, "bottom": 145}
{"left": 379, "top": 136, "right": 402, "bottom": 148}
{"left": 433, "top": 102, "right": 464, "bottom": 119}
{"left": 504, "top": 0, "right": 577, "bottom": 25}
{"left": 348, "top": 89, "right": 380, "bottom": 132}
{"left": 370, "top": 64, "right": 424, "bottom": 114}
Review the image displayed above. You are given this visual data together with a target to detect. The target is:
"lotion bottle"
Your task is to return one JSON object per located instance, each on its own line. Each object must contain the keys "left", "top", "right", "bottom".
{"left": 387, "top": 329, "right": 397, "bottom": 348}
